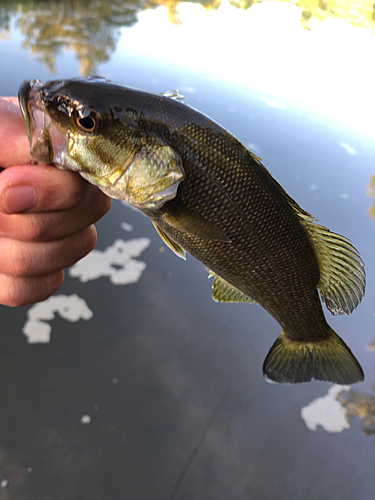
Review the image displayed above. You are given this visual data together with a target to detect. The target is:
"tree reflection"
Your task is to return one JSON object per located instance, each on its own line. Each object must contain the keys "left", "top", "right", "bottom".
{"left": 1, "top": 0, "right": 375, "bottom": 75}
{"left": 337, "top": 367, "right": 375, "bottom": 440}
{"left": 0, "top": 0, "right": 149, "bottom": 75}
{"left": 336, "top": 341, "right": 375, "bottom": 440}
{"left": 296, "top": 0, "right": 375, "bottom": 31}
{"left": 16, "top": 0, "right": 140, "bottom": 75}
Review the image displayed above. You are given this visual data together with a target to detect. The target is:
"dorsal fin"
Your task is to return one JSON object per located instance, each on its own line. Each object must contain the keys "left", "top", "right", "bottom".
{"left": 211, "top": 273, "right": 256, "bottom": 303}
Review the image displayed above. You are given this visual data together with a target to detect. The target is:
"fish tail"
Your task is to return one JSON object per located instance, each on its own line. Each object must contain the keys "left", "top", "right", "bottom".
{"left": 263, "top": 328, "right": 364, "bottom": 384}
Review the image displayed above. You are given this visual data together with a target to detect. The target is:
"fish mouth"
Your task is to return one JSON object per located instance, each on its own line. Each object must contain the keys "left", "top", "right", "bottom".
{"left": 18, "top": 79, "right": 58, "bottom": 165}
{"left": 18, "top": 79, "right": 43, "bottom": 145}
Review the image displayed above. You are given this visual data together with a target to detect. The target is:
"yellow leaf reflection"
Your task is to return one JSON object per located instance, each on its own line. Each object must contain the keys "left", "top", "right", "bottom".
{"left": 337, "top": 388, "right": 375, "bottom": 438}
{"left": 283, "top": 0, "right": 375, "bottom": 31}
{"left": 335, "top": 340, "right": 375, "bottom": 440}
{"left": 367, "top": 175, "right": 375, "bottom": 221}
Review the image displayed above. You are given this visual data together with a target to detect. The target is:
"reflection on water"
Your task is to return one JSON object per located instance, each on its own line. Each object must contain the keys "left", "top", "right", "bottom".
{"left": 302, "top": 342, "right": 375, "bottom": 442}
{"left": 337, "top": 366, "right": 375, "bottom": 439}
{"left": 289, "top": 0, "right": 375, "bottom": 30}
{"left": 0, "top": 0, "right": 138, "bottom": 74}
{"left": 301, "top": 384, "right": 351, "bottom": 433}
{"left": 367, "top": 175, "right": 375, "bottom": 220}
{"left": 1, "top": 0, "right": 375, "bottom": 75}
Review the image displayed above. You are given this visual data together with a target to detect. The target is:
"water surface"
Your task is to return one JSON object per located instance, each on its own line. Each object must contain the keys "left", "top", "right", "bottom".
{"left": 1, "top": 1, "right": 375, "bottom": 499}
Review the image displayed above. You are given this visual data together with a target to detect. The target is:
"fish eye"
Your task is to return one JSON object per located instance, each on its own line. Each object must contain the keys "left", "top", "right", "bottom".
{"left": 74, "top": 109, "right": 103, "bottom": 133}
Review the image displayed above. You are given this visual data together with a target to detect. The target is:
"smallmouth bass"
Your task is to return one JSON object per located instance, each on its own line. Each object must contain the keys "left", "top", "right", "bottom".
{"left": 18, "top": 77, "right": 366, "bottom": 384}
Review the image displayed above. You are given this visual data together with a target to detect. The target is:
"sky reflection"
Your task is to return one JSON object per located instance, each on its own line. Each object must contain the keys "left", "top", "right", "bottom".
{"left": 1, "top": 1, "right": 374, "bottom": 137}
{"left": 117, "top": 0, "right": 375, "bottom": 136}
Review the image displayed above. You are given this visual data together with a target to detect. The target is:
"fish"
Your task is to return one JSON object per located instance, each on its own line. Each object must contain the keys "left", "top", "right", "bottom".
{"left": 18, "top": 76, "right": 366, "bottom": 384}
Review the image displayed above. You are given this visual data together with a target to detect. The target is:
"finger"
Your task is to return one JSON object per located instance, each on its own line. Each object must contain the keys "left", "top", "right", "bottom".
{"left": 0, "top": 182, "right": 111, "bottom": 242}
{"left": 2, "top": 97, "right": 20, "bottom": 106}
{"left": 0, "top": 98, "right": 30, "bottom": 167}
{"left": 0, "top": 271, "right": 65, "bottom": 307}
{"left": 0, "top": 225, "right": 97, "bottom": 278}
{"left": 0, "top": 164, "right": 95, "bottom": 214}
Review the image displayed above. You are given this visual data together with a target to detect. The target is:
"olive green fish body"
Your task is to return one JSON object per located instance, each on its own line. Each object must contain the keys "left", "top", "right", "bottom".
{"left": 18, "top": 77, "right": 366, "bottom": 384}
{"left": 143, "top": 134, "right": 324, "bottom": 340}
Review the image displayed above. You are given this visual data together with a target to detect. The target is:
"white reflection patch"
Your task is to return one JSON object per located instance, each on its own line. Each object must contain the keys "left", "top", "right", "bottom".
{"left": 263, "top": 98, "right": 287, "bottom": 110}
{"left": 338, "top": 141, "right": 358, "bottom": 156}
{"left": 301, "top": 384, "right": 351, "bottom": 432}
{"left": 23, "top": 294, "right": 93, "bottom": 344}
{"left": 246, "top": 142, "right": 261, "bottom": 156}
{"left": 68, "top": 238, "right": 151, "bottom": 284}
{"left": 121, "top": 222, "right": 133, "bottom": 232}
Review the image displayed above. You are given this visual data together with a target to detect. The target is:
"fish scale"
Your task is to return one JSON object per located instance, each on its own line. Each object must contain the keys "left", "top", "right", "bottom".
{"left": 18, "top": 77, "right": 366, "bottom": 384}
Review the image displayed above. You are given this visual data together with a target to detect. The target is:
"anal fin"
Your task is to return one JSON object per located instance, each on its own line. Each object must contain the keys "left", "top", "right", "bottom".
{"left": 211, "top": 273, "right": 256, "bottom": 303}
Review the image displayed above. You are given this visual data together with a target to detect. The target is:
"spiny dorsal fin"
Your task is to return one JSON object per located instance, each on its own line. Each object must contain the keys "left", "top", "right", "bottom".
{"left": 152, "top": 222, "right": 186, "bottom": 260}
{"left": 161, "top": 201, "right": 231, "bottom": 242}
{"left": 263, "top": 328, "right": 364, "bottom": 384}
{"left": 211, "top": 273, "right": 256, "bottom": 303}
{"left": 297, "top": 213, "right": 365, "bottom": 315}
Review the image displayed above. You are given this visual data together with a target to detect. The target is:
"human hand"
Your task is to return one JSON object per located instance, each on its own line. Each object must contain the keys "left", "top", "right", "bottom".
{"left": 0, "top": 97, "right": 112, "bottom": 306}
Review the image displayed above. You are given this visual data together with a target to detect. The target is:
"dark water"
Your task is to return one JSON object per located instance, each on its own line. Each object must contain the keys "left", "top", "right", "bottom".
{"left": 1, "top": 1, "right": 375, "bottom": 499}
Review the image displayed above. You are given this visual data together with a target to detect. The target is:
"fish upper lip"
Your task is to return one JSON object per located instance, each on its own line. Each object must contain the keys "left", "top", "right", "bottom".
{"left": 18, "top": 79, "right": 45, "bottom": 145}
{"left": 18, "top": 79, "right": 56, "bottom": 164}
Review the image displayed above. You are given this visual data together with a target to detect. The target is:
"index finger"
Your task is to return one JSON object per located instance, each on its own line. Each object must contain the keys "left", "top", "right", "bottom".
{"left": 2, "top": 97, "right": 20, "bottom": 106}
{"left": 0, "top": 97, "right": 30, "bottom": 167}
{"left": 0, "top": 164, "right": 94, "bottom": 214}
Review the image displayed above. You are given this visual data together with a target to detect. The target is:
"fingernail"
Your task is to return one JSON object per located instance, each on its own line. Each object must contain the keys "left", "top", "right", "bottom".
{"left": 2, "top": 185, "right": 36, "bottom": 213}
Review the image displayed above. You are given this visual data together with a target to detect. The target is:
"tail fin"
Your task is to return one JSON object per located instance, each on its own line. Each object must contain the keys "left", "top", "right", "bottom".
{"left": 263, "top": 329, "right": 364, "bottom": 384}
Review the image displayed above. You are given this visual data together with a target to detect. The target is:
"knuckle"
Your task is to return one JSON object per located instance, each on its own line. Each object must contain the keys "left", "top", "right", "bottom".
{"left": 10, "top": 243, "right": 34, "bottom": 277}
{"left": 22, "top": 213, "right": 52, "bottom": 242}
{"left": 0, "top": 271, "right": 65, "bottom": 307}
{"left": 61, "top": 172, "right": 88, "bottom": 208}
{"left": 98, "top": 192, "right": 112, "bottom": 216}
{"left": 86, "top": 188, "right": 112, "bottom": 223}
{"left": 0, "top": 275, "right": 27, "bottom": 307}
{"left": 85, "top": 225, "right": 98, "bottom": 252}
{"left": 73, "top": 226, "right": 97, "bottom": 262}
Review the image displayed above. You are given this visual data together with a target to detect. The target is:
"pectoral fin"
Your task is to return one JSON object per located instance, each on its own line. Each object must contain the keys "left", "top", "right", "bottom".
{"left": 152, "top": 222, "right": 186, "bottom": 260}
{"left": 211, "top": 274, "right": 256, "bottom": 303}
{"left": 161, "top": 201, "right": 231, "bottom": 242}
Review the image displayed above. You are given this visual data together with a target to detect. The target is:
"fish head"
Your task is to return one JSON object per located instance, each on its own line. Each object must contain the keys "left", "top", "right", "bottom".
{"left": 18, "top": 77, "right": 185, "bottom": 209}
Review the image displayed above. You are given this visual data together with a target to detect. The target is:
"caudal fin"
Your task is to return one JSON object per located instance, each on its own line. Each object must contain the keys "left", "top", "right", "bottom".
{"left": 263, "top": 329, "right": 364, "bottom": 384}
